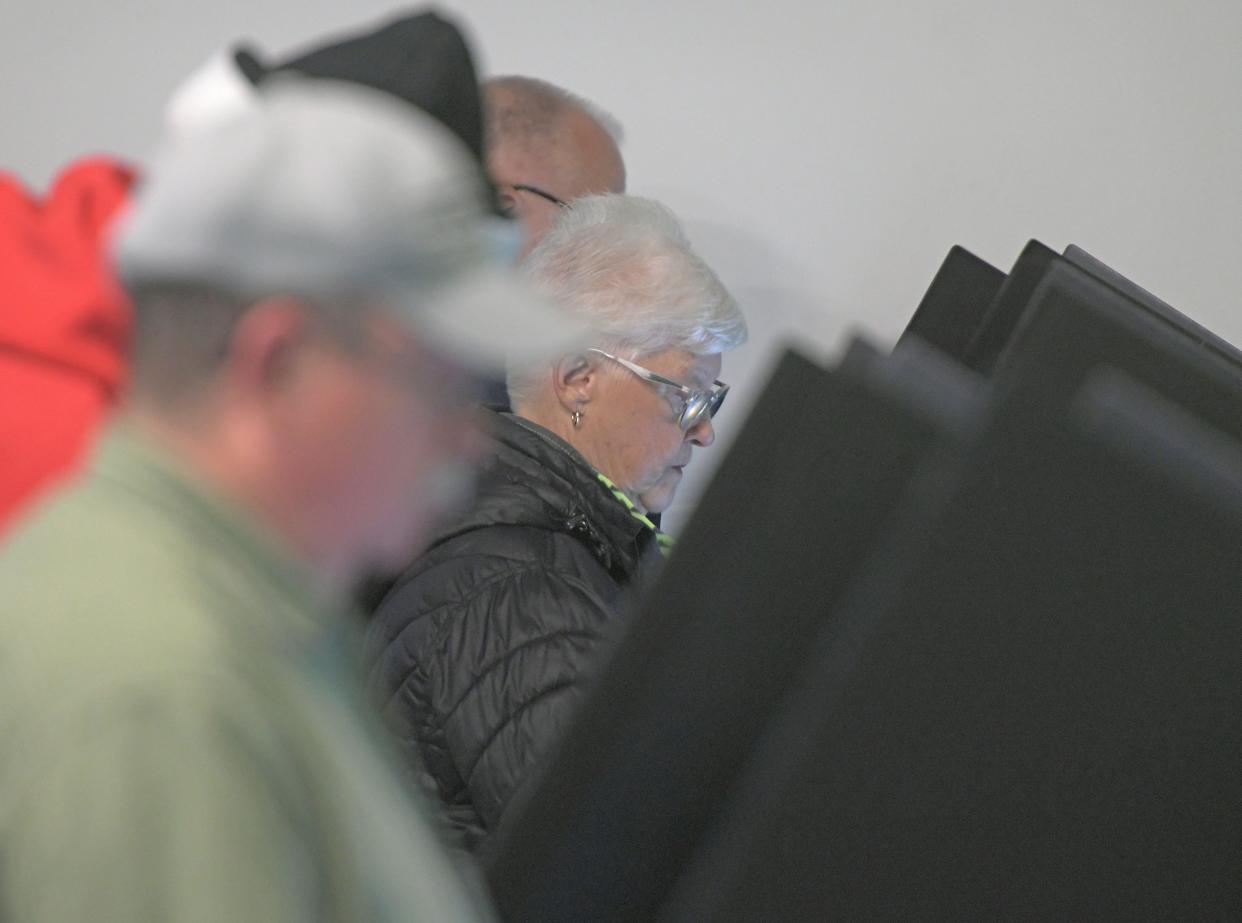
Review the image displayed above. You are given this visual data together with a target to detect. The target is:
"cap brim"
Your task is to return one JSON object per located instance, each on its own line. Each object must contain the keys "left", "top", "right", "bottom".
{"left": 407, "top": 265, "right": 591, "bottom": 373}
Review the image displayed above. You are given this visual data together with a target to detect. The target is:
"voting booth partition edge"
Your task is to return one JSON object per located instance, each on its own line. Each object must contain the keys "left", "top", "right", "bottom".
{"left": 484, "top": 341, "right": 977, "bottom": 923}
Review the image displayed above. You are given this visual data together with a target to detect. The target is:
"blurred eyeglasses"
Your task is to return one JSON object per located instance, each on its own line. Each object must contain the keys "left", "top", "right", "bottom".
{"left": 514, "top": 184, "right": 568, "bottom": 208}
{"left": 497, "top": 183, "right": 569, "bottom": 217}
{"left": 588, "top": 348, "right": 729, "bottom": 431}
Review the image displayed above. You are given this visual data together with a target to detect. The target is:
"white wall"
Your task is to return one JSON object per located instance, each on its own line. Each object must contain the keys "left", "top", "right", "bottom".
{"left": 6, "top": 0, "right": 1241, "bottom": 531}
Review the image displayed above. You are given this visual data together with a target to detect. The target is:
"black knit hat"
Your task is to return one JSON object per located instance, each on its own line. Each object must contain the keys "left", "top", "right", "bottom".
{"left": 232, "top": 10, "right": 494, "bottom": 195}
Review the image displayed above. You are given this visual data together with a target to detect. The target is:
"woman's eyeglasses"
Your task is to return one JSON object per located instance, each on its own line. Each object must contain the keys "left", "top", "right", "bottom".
{"left": 588, "top": 348, "right": 728, "bottom": 431}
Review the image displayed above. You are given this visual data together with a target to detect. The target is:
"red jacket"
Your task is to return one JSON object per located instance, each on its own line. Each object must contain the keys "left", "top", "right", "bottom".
{"left": 0, "top": 157, "right": 136, "bottom": 532}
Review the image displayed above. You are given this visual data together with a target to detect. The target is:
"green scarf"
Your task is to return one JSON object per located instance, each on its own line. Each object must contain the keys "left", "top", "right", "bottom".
{"left": 595, "top": 472, "right": 674, "bottom": 558}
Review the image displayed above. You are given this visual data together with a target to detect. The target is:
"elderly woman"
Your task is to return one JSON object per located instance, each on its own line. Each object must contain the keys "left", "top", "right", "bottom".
{"left": 365, "top": 194, "right": 747, "bottom": 847}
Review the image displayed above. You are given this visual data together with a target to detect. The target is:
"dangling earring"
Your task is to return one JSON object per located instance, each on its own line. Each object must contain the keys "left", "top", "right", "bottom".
{"left": 571, "top": 410, "right": 583, "bottom": 429}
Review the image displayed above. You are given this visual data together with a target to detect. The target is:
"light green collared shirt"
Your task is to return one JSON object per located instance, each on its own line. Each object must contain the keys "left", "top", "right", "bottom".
{"left": 0, "top": 427, "right": 493, "bottom": 922}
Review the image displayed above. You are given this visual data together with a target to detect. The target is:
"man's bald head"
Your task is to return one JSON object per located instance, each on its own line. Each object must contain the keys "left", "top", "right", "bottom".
{"left": 483, "top": 76, "right": 626, "bottom": 256}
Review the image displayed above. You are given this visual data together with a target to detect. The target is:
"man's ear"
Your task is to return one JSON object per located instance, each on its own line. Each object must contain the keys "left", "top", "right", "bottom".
{"left": 550, "top": 352, "right": 597, "bottom": 414}
{"left": 223, "top": 296, "right": 314, "bottom": 396}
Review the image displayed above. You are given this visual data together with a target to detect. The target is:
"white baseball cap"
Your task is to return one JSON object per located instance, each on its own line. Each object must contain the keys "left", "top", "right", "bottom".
{"left": 113, "top": 78, "right": 587, "bottom": 370}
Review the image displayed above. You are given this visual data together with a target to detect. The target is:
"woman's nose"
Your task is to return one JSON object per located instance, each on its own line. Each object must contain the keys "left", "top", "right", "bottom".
{"left": 687, "top": 415, "right": 716, "bottom": 447}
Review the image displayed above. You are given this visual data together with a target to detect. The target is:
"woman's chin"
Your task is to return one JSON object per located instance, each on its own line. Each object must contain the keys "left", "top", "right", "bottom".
{"left": 638, "top": 477, "right": 681, "bottom": 516}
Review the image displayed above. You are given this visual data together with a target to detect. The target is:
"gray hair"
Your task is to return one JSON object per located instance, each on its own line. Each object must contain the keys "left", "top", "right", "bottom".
{"left": 507, "top": 195, "right": 747, "bottom": 406}
{"left": 482, "top": 75, "right": 624, "bottom": 149}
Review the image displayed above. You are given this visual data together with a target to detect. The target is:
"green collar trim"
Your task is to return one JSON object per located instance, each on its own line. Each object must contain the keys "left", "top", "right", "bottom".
{"left": 595, "top": 472, "right": 674, "bottom": 557}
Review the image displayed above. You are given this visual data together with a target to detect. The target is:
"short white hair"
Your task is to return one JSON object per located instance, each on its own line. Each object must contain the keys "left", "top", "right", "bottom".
{"left": 507, "top": 194, "right": 747, "bottom": 405}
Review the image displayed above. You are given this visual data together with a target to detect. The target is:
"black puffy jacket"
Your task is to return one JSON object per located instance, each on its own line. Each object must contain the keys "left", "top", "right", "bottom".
{"left": 365, "top": 411, "right": 663, "bottom": 848}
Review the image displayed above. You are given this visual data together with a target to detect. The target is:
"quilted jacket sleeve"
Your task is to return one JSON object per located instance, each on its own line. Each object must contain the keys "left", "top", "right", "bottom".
{"left": 368, "top": 540, "right": 625, "bottom": 843}
{"left": 444, "top": 565, "right": 615, "bottom": 831}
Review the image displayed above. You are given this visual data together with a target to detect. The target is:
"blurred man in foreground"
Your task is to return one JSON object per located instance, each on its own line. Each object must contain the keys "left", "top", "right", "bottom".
{"left": 0, "top": 78, "right": 582, "bottom": 920}
{"left": 0, "top": 7, "right": 494, "bottom": 536}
